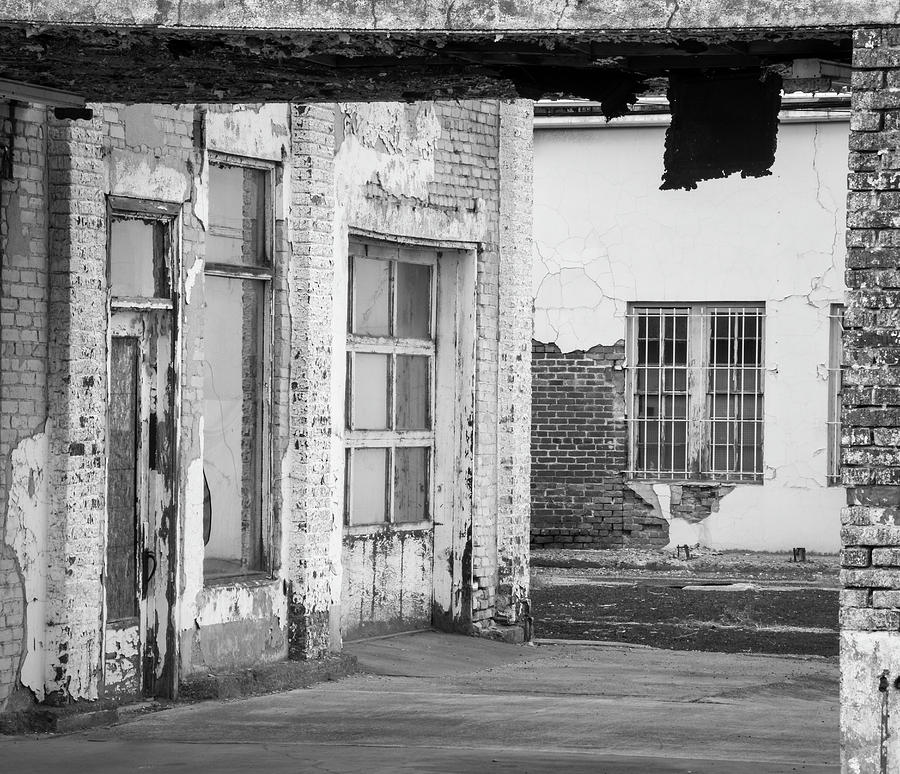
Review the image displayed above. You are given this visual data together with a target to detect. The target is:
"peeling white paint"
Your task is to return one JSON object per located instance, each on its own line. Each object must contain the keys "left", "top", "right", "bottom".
{"left": 206, "top": 104, "right": 290, "bottom": 161}
{"left": 103, "top": 624, "right": 139, "bottom": 695}
{"left": 336, "top": 103, "right": 441, "bottom": 203}
{"left": 534, "top": 120, "right": 849, "bottom": 551}
{"left": 193, "top": 580, "right": 286, "bottom": 629}
{"left": 184, "top": 255, "right": 204, "bottom": 305}
{"left": 109, "top": 149, "right": 191, "bottom": 202}
{"left": 179, "top": 455, "right": 205, "bottom": 634}
{"left": 6, "top": 424, "right": 51, "bottom": 700}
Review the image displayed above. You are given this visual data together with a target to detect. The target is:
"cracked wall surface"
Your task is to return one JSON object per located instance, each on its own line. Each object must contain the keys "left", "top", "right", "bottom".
{"left": 532, "top": 116, "right": 848, "bottom": 551}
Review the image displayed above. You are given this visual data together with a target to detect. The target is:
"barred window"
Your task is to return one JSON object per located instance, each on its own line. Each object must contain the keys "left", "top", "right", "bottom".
{"left": 827, "top": 304, "right": 844, "bottom": 486}
{"left": 627, "top": 304, "right": 765, "bottom": 482}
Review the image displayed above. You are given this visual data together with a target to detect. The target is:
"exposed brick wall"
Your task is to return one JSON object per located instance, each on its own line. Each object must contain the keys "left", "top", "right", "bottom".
{"left": 841, "top": 27, "right": 900, "bottom": 623}
{"left": 840, "top": 27, "right": 900, "bottom": 771}
{"left": 531, "top": 340, "right": 668, "bottom": 549}
{"left": 0, "top": 102, "right": 49, "bottom": 711}
{"left": 287, "top": 104, "right": 337, "bottom": 659}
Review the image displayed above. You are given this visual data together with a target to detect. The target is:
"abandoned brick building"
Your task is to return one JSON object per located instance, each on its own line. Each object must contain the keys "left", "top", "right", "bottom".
{"left": 0, "top": 99, "right": 533, "bottom": 708}
{"left": 531, "top": 94, "right": 849, "bottom": 552}
{"left": 4, "top": 1, "right": 900, "bottom": 770}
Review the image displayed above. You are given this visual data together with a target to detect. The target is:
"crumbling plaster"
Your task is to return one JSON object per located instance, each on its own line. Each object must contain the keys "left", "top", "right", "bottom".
{"left": 4, "top": 425, "right": 51, "bottom": 701}
{"left": 533, "top": 118, "right": 849, "bottom": 551}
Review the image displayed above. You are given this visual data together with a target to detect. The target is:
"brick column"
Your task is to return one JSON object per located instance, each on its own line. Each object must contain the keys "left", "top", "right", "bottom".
{"left": 286, "top": 104, "right": 338, "bottom": 659}
{"left": 43, "top": 109, "right": 107, "bottom": 702}
{"left": 495, "top": 100, "right": 533, "bottom": 627}
{"left": 842, "top": 27, "right": 900, "bottom": 770}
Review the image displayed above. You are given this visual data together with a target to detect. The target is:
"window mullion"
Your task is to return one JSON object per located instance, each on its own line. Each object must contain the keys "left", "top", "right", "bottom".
{"left": 688, "top": 305, "right": 706, "bottom": 477}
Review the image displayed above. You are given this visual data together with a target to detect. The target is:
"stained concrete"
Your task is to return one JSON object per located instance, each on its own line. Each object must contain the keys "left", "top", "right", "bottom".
{"left": 1, "top": 632, "right": 838, "bottom": 772}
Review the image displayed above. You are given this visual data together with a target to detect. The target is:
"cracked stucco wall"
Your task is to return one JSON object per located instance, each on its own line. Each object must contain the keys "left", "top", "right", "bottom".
{"left": 533, "top": 118, "right": 848, "bottom": 552}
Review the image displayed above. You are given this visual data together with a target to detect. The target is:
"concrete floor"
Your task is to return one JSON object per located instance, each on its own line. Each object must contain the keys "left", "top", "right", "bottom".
{"left": 1, "top": 632, "right": 838, "bottom": 773}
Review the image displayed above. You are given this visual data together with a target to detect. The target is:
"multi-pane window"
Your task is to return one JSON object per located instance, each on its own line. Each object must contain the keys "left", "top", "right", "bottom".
{"left": 345, "top": 242, "right": 435, "bottom": 527}
{"left": 202, "top": 157, "right": 273, "bottom": 580}
{"left": 627, "top": 304, "right": 765, "bottom": 482}
{"left": 827, "top": 304, "right": 844, "bottom": 486}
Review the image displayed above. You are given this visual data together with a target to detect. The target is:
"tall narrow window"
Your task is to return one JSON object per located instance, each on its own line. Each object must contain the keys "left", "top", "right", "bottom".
{"left": 344, "top": 242, "right": 435, "bottom": 527}
{"left": 827, "top": 304, "right": 844, "bottom": 486}
{"left": 203, "top": 158, "right": 273, "bottom": 581}
{"left": 627, "top": 304, "right": 765, "bottom": 482}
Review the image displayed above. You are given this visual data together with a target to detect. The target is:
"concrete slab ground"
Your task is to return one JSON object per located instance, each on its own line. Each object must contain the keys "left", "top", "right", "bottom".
{"left": 532, "top": 551, "right": 839, "bottom": 656}
{"left": 0, "top": 632, "right": 838, "bottom": 773}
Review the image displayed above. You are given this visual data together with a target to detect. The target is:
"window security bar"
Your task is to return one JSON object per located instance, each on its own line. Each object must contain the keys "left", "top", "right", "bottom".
{"left": 625, "top": 304, "right": 765, "bottom": 483}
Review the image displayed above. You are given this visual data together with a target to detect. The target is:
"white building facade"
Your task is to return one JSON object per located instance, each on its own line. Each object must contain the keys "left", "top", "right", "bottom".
{"left": 531, "top": 99, "right": 848, "bottom": 553}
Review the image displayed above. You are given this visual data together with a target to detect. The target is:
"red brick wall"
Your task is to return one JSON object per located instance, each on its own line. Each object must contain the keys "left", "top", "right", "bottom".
{"left": 531, "top": 340, "right": 667, "bottom": 549}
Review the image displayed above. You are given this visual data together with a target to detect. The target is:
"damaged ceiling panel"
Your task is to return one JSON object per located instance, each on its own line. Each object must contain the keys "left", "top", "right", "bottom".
{"left": 661, "top": 69, "right": 783, "bottom": 190}
{"left": 0, "top": 25, "right": 851, "bottom": 103}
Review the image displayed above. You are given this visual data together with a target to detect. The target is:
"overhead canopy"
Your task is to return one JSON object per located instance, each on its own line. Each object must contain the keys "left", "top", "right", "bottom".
{"left": 0, "top": 24, "right": 852, "bottom": 103}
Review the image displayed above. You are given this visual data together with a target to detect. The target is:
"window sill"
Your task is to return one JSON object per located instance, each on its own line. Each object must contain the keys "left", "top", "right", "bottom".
{"left": 344, "top": 520, "right": 433, "bottom": 537}
{"left": 203, "top": 559, "right": 274, "bottom": 588}
{"left": 625, "top": 477, "right": 764, "bottom": 487}
{"left": 202, "top": 571, "right": 275, "bottom": 589}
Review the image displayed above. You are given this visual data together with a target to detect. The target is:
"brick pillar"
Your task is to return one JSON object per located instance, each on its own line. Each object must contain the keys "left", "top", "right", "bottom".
{"left": 43, "top": 109, "right": 107, "bottom": 701}
{"left": 495, "top": 100, "right": 533, "bottom": 627}
{"left": 842, "top": 27, "right": 900, "bottom": 770}
{"left": 286, "top": 104, "right": 339, "bottom": 659}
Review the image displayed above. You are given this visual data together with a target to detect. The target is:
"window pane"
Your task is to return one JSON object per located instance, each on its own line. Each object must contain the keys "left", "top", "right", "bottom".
{"left": 633, "top": 307, "right": 690, "bottom": 476}
{"left": 109, "top": 218, "right": 168, "bottom": 297}
{"left": 396, "top": 262, "right": 431, "bottom": 338}
{"left": 349, "top": 448, "right": 388, "bottom": 525}
{"left": 394, "top": 447, "right": 429, "bottom": 523}
{"left": 705, "top": 308, "right": 764, "bottom": 478}
{"left": 203, "top": 275, "right": 265, "bottom": 577}
{"left": 352, "top": 257, "right": 391, "bottom": 336}
{"left": 395, "top": 355, "right": 430, "bottom": 430}
{"left": 208, "top": 164, "right": 268, "bottom": 267}
{"left": 351, "top": 353, "right": 390, "bottom": 430}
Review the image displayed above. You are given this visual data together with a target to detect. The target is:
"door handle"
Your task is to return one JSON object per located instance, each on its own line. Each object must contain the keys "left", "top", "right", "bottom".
{"left": 142, "top": 549, "right": 157, "bottom": 596}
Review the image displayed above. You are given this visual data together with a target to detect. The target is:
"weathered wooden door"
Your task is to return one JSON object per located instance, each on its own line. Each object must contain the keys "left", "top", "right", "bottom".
{"left": 104, "top": 308, "right": 176, "bottom": 699}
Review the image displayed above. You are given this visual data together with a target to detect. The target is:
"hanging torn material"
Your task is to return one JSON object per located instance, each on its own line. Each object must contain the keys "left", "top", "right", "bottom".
{"left": 661, "top": 69, "right": 782, "bottom": 191}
